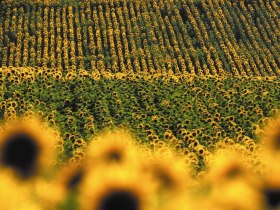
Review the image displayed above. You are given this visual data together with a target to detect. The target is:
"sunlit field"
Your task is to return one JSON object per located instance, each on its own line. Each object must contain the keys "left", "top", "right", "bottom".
{"left": 0, "top": 0, "right": 280, "bottom": 209}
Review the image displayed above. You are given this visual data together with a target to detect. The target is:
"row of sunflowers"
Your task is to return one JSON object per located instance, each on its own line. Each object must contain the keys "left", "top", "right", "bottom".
{"left": 1, "top": 67, "right": 280, "bottom": 170}
{"left": 0, "top": 115, "right": 280, "bottom": 209}
{"left": 1, "top": 0, "right": 279, "bottom": 76}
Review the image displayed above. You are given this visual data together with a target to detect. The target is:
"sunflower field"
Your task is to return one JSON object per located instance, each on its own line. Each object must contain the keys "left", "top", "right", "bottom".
{"left": 0, "top": 0, "right": 280, "bottom": 209}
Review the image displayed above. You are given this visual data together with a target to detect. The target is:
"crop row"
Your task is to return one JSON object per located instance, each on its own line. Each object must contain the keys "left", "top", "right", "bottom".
{"left": 0, "top": 0, "right": 279, "bottom": 76}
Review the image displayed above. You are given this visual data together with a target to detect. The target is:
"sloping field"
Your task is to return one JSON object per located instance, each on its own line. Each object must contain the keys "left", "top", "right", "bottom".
{"left": 0, "top": 0, "right": 279, "bottom": 76}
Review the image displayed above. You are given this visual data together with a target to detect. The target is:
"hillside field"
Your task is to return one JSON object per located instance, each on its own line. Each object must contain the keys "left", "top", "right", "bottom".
{"left": 0, "top": 0, "right": 280, "bottom": 209}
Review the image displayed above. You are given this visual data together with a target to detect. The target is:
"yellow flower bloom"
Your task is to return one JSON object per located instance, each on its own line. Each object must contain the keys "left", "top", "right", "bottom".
{"left": 78, "top": 165, "right": 157, "bottom": 210}
{"left": 0, "top": 172, "right": 40, "bottom": 210}
{"left": 263, "top": 116, "right": 280, "bottom": 153}
{"left": 0, "top": 117, "right": 58, "bottom": 179}
{"left": 208, "top": 179, "right": 263, "bottom": 210}
{"left": 143, "top": 148, "right": 190, "bottom": 194}
{"left": 57, "top": 162, "right": 85, "bottom": 193}
{"left": 205, "top": 149, "right": 252, "bottom": 186}
{"left": 85, "top": 129, "right": 140, "bottom": 167}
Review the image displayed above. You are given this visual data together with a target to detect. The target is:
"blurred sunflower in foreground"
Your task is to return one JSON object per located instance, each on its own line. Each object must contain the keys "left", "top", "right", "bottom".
{"left": 0, "top": 173, "right": 40, "bottom": 210}
{"left": 261, "top": 116, "right": 280, "bottom": 210}
{"left": 263, "top": 116, "right": 280, "bottom": 154}
{"left": 85, "top": 129, "right": 140, "bottom": 167}
{"left": 0, "top": 113, "right": 280, "bottom": 209}
{"left": 0, "top": 117, "right": 58, "bottom": 179}
{"left": 204, "top": 149, "right": 264, "bottom": 210}
{"left": 142, "top": 148, "right": 190, "bottom": 194}
{"left": 51, "top": 162, "right": 86, "bottom": 209}
{"left": 78, "top": 165, "right": 158, "bottom": 210}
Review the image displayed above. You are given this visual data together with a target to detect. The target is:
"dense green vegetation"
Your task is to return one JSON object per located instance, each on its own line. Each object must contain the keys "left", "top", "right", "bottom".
{"left": 1, "top": 69, "right": 279, "bottom": 168}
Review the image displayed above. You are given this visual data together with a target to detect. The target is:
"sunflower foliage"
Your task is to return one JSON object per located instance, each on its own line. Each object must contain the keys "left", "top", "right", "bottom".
{"left": 1, "top": 69, "right": 280, "bottom": 168}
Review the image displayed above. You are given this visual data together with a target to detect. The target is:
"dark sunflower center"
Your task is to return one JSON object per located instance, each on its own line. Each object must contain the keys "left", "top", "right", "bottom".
{"left": 0, "top": 133, "right": 39, "bottom": 177}
{"left": 274, "top": 134, "right": 280, "bottom": 149}
{"left": 106, "top": 150, "right": 122, "bottom": 162}
{"left": 67, "top": 171, "right": 83, "bottom": 189}
{"left": 154, "top": 166, "right": 174, "bottom": 189}
{"left": 226, "top": 166, "right": 242, "bottom": 178}
{"left": 264, "top": 188, "right": 280, "bottom": 208}
{"left": 99, "top": 190, "right": 139, "bottom": 210}
{"left": 157, "top": 170, "right": 174, "bottom": 189}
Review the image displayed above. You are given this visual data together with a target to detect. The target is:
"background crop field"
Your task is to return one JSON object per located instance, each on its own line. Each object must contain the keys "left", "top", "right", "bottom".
{"left": 0, "top": 0, "right": 279, "bottom": 76}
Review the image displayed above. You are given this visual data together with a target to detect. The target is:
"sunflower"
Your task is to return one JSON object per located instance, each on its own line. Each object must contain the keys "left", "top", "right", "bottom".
{"left": 263, "top": 116, "right": 280, "bottom": 153}
{"left": 143, "top": 148, "right": 189, "bottom": 194}
{"left": 207, "top": 178, "right": 263, "bottom": 210}
{"left": 261, "top": 154, "right": 280, "bottom": 209}
{"left": 48, "top": 162, "right": 88, "bottom": 210}
{"left": 0, "top": 172, "right": 40, "bottom": 210}
{"left": 78, "top": 165, "right": 157, "bottom": 210}
{"left": 160, "top": 190, "right": 194, "bottom": 210}
{"left": 57, "top": 162, "right": 85, "bottom": 192}
{"left": 85, "top": 129, "right": 140, "bottom": 167}
{"left": 32, "top": 177, "right": 65, "bottom": 210}
{"left": 206, "top": 149, "right": 250, "bottom": 185}
{"left": 262, "top": 185, "right": 280, "bottom": 209}
{"left": 0, "top": 117, "right": 58, "bottom": 179}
